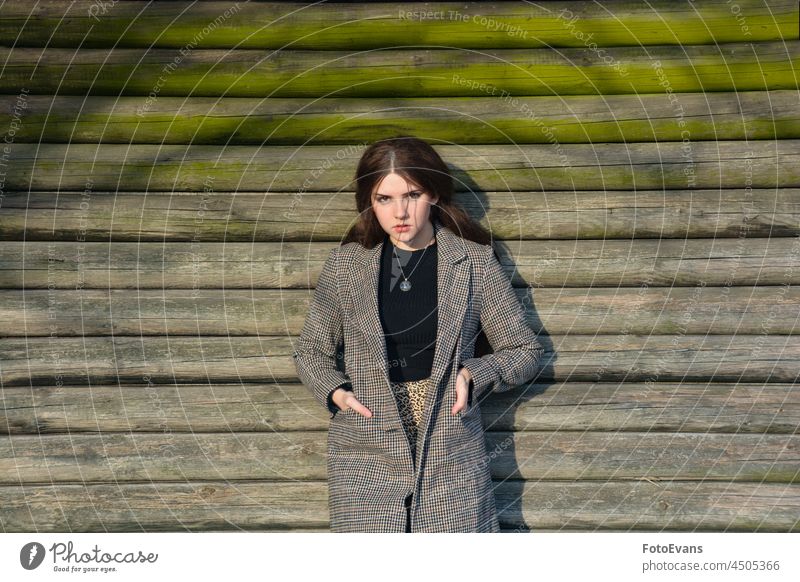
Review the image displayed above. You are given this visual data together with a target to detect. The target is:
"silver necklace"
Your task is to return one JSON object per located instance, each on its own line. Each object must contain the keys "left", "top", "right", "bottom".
{"left": 393, "top": 235, "right": 435, "bottom": 292}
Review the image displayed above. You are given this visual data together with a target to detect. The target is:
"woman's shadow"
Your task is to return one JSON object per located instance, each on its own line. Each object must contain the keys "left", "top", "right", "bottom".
{"left": 455, "top": 171, "right": 557, "bottom": 533}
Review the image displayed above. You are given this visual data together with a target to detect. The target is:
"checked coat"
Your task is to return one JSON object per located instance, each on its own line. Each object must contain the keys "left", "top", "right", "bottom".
{"left": 292, "top": 219, "right": 544, "bottom": 532}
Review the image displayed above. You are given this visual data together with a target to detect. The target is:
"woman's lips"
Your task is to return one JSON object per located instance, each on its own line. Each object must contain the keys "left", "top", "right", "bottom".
{"left": 394, "top": 225, "right": 410, "bottom": 231}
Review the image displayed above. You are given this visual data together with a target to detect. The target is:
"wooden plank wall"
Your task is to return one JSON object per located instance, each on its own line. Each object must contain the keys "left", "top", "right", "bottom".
{"left": 1, "top": 0, "right": 799, "bottom": 532}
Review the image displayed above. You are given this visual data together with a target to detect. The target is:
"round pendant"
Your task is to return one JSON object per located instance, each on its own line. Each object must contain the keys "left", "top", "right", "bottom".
{"left": 400, "top": 280, "right": 412, "bottom": 292}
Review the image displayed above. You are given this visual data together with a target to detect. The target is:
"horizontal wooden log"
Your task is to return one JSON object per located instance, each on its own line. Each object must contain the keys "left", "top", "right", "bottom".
{"left": 495, "top": 481, "right": 800, "bottom": 532}
{"left": 2, "top": 189, "right": 798, "bottom": 241}
{"left": 1, "top": 41, "right": 798, "bottom": 97}
{"left": 3, "top": 91, "right": 799, "bottom": 145}
{"left": 4, "top": 141, "right": 798, "bottom": 193}
{"left": 1, "top": 335, "right": 798, "bottom": 387}
{"left": 3, "top": 238, "right": 799, "bottom": 288}
{"left": 0, "top": 480, "right": 327, "bottom": 532}
{"left": 1, "top": 1, "right": 794, "bottom": 49}
{"left": 1, "top": 382, "right": 796, "bottom": 435}
{"left": 1, "top": 480, "right": 795, "bottom": 532}
{"left": 4, "top": 286, "right": 799, "bottom": 337}
{"left": 0, "top": 431, "right": 796, "bottom": 483}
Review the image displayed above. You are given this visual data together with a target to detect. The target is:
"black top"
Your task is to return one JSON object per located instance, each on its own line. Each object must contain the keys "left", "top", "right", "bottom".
{"left": 325, "top": 233, "right": 438, "bottom": 415}
{"left": 378, "top": 233, "right": 438, "bottom": 383}
{"left": 326, "top": 230, "right": 475, "bottom": 416}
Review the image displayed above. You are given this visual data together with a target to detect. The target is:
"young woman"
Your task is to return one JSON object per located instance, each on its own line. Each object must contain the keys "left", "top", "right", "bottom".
{"left": 293, "top": 136, "right": 544, "bottom": 532}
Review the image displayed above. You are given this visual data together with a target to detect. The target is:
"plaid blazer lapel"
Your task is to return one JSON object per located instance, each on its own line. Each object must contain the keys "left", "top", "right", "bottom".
{"left": 427, "top": 220, "right": 470, "bottom": 391}
{"left": 417, "top": 221, "right": 470, "bottom": 462}
{"left": 345, "top": 221, "right": 470, "bottom": 446}
{"left": 347, "top": 241, "right": 389, "bottom": 381}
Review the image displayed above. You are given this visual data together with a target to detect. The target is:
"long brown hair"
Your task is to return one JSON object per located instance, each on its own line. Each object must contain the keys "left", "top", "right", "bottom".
{"left": 341, "top": 135, "right": 491, "bottom": 248}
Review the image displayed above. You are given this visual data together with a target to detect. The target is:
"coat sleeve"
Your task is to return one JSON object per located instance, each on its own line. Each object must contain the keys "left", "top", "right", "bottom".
{"left": 459, "top": 244, "right": 544, "bottom": 402}
{"left": 292, "top": 246, "right": 353, "bottom": 417}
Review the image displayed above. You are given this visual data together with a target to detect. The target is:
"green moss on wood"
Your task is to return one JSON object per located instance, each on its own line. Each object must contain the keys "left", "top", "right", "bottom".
{"left": 0, "top": 1, "right": 795, "bottom": 49}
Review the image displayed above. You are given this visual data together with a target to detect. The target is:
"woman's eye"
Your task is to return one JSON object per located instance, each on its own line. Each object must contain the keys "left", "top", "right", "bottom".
{"left": 375, "top": 192, "right": 422, "bottom": 203}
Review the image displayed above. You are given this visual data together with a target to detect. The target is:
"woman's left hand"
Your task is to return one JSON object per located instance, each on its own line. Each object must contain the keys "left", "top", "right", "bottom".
{"left": 451, "top": 367, "right": 473, "bottom": 415}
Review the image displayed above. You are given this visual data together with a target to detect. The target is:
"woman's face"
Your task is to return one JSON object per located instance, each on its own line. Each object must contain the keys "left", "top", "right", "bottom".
{"left": 371, "top": 172, "right": 439, "bottom": 251}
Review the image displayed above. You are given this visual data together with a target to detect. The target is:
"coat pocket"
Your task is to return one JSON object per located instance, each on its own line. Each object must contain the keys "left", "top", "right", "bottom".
{"left": 458, "top": 401, "right": 484, "bottom": 438}
{"left": 455, "top": 381, "right": 480, "bottom": 422}
{"left": 327, "top": 406, "right": 388, "bottom": 453}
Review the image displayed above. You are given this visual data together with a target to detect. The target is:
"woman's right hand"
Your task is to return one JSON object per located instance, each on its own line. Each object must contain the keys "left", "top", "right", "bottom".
{"left": 332, "top": 388, "right": 373, "bottom": 418}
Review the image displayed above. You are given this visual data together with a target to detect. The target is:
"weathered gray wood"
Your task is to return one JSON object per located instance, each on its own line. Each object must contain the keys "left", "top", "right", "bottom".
{"left": 0, "top": 431, "right": 796, "bottom": 483}
{"left": 1, "top": 335, "right": 798, "bottom": 387}
{"left": 3, "top": 238, "right": 799, "bottom": 289}
{"left": 1, "top": 41, "right": 798, "bottom": 96}
{"left": 4, "top": 285, "right": 799, "bottom": 337}
{"left": 2, "top": 189, "right": 798, "bottom": 241}
{"left": 494, "top": 481, "right": 800, "bottom": 532}
{"left": 0, "top": 481, "right": 329, "bottom": 532}
{"left": 0, "top": 481, "right": 796, "bottom": 531}
{"left": 488, "top": 382, "right": 800, "bottom": 434}
{"left": 1, "top": 1, "right": 793, "bottom": 49}
{"left": 1, "top": 382, "right": 796, "bottom": 435}
{"left": 0, "top": 0, "right": 795, "bottom": 538}
{"left": 4, "top": 141, "right": 797, "bottom": 192}
{"left": 3, "top": 91, "right": 798, "bottom": 145}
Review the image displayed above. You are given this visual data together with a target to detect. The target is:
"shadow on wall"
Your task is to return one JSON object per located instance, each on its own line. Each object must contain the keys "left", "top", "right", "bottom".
{"left": 451, "top": 168, "right": 557, "bottom": 533}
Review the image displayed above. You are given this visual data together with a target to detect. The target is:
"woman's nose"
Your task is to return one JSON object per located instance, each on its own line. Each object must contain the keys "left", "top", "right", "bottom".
{"left": 395, "top": 198, "right": 410, "bottom": 217}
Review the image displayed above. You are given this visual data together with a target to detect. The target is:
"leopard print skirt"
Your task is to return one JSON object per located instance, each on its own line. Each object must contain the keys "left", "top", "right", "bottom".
{"left": 389, "top": 376, "right": 431, "bottom": 459}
